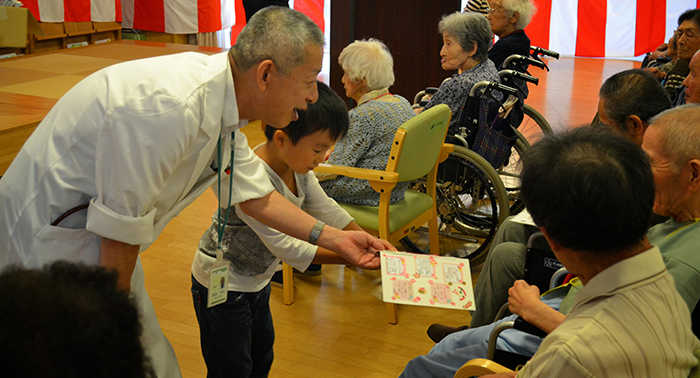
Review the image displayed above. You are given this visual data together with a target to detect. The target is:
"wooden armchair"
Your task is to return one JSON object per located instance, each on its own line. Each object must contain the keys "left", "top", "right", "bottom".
{"left": 313, "top": 104, "right": 453, "bottom": 323}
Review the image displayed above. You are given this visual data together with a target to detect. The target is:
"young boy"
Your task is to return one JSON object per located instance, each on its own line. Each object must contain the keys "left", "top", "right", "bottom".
{"left": 190, "top": 82, "right": 377, "bottom": 378}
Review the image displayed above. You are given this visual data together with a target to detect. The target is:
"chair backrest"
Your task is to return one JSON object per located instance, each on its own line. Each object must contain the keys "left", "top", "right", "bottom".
{"left": 390, "top": 104, "right": 451, "bottom": 182}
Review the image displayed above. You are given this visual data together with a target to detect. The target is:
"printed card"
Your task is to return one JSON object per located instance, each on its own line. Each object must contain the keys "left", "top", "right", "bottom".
{"left": 380, "top": 251, "right": 475, "bottom": 311}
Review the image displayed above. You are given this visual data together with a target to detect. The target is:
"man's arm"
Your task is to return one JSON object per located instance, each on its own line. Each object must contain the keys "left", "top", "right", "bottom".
{"left": 100, "top": 238, "right": 140, "bottom": 291}
{"left": 239, "top": 191, "right": 394, "bottom": 265}
{"left": 311, "top": 221, "right": 380, "bottom": 269}
{"left": 507, "top": 280, "right": 565, "bottom": 334}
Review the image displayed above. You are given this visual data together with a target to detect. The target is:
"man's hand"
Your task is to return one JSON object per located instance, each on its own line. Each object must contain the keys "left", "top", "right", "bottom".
{"left": 508, "top": 280, "right": 566, "bottom": 334}
{"left": 644, "top": 67, "right": 666, "bottom": 79}
{"left": 508, "top": 280, "right": 541, "bottom": 318}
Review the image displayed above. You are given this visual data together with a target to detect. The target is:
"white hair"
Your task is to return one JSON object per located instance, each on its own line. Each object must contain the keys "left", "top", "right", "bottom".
{"left": 231, "top": 6, "right": 324, "bottom": 76}
{"left": 650, "top": 104, "right": 700, "bottom": 173}
{"left": 501, "top": 0, "right": 537, "bottom": 30}
{"left": 338, "top": 39, "right": 395, "bottom": 91}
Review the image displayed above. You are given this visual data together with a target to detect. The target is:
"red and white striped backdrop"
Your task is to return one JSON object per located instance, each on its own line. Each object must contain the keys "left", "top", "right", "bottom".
{"left": 21, "top": 0, "right": 323, "bottom": 35}
{"left": 525, "top": 0, "right": 700, "bottom": 57}
{"left": 20, "top": 1, "right": 700, "bottom": 57}
{"left": 22, "top": 0, "right": 122, "bottom": 23}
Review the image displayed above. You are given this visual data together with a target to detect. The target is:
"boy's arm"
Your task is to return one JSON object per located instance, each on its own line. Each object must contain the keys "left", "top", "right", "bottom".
{"left": 311, "top": 222, "right": 380, "bottom": 269}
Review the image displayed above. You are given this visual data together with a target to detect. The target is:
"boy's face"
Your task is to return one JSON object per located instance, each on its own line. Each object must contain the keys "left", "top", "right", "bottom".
{"left": 279, "top": 129, "right": 336, "bottom": 174}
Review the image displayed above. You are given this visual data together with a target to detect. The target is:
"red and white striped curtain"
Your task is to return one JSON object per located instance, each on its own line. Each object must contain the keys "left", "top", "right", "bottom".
{"left": 21, "top": 0, "right": 322, "bottom": 35}
{"left": 22, "top": 0, "right": 122, "bottom": 23}
{"left": 526, "top": 0, "right": 700, "bottom": 58}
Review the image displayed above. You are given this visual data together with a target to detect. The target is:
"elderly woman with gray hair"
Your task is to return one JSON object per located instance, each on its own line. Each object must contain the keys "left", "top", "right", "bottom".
{"left": 421, "top": 12, "right": 500, "bottom": 129}
{"left": 487, "top": 0, "right": 537, "bottom": 69}
{"left": 319, "top": 39, "right": 415, "bottom": 206}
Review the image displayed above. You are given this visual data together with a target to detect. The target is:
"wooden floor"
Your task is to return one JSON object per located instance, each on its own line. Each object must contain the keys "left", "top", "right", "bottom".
{"left": 140, "top": 56, "right": 641, "bottom": 378}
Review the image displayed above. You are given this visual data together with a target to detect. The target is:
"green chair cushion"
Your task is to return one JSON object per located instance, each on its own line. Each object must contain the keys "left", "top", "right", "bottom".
{"left": 339, "top": 189, "right": 433, "bottom": 235}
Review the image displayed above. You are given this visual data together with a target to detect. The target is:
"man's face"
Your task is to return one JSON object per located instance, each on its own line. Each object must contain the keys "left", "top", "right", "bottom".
{"left": 683, "top": 51, "right": 700, "bottom": 104}
{"left": 487, "top": 0, "right": 514, "bottom": 37}
{"left": 676, "top": 20, "right": 700, "bottom": 61}
{"left": 263, "top": 44, "right": 323, "bottom": 128}
{"left": 641, "top": 125, "right": 687, "bottom": 219}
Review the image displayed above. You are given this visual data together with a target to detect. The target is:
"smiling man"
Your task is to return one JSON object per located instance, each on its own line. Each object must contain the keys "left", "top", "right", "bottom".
{"left": 0, "top": 6, "right": 392, "bottom": 378}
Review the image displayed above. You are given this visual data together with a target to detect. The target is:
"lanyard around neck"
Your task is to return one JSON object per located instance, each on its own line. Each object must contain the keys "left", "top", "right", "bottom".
{"left": 216, "top": 132, "right": 235, "bottom": 260}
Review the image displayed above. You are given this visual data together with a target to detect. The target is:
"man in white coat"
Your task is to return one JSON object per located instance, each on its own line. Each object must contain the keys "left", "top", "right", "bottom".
{"left": 0, "top": 7, "right": 391, "bottom": 378}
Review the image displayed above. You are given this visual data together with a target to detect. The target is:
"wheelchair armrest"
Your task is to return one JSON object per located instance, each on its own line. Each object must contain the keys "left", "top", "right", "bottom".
{"left": 486, "top": 317, "right": 548, "bottom": 360}
{"left": 454, "top": 358, "right": 512, "bottom": 378}
{"left": 425, "top": 87, "right": 439, "bottom": 95}
{"left": 513, "top": 317, "right": 548, "bottom": 339}
{"left": 315, "top": 164, "right": 399, "bottom": 183}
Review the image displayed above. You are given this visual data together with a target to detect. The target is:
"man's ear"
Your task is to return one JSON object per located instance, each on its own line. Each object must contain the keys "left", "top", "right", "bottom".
{"left": 625, "top": 115, "right": 646, "bottom": 145}
{"left": 510, "top": 11, "right": 520, "bottom": 25}
{"left": 539, "top": 227, "right": 562, "bottom": 254}
{"left": 256, "top": 59, "right": 275, "bottom": 91}
{"left": 687, "top": 158, "right": 700, "bottom": 192}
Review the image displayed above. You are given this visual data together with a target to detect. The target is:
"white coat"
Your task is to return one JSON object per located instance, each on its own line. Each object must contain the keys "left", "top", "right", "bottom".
{"left": 0, "top": 51, "right": 273, "bottom": 377}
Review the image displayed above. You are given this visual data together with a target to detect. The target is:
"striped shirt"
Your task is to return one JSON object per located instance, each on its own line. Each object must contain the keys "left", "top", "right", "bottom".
{"left": 464, "top": 0, "right": 489, "bottom": 15}
{"left": 517, "top": 247, "right": 700, "bottom": 378}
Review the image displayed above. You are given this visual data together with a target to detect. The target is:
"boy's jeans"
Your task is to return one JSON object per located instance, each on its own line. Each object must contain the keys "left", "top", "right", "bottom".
{"left": 191, "top": 276, "right": 275, "bottom": 378}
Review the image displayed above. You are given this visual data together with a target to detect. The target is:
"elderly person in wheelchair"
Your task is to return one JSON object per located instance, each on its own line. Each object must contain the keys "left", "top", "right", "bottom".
{"left": 486, "top": 0, "right": 536, "bottom": 70}
{"left": 401, "top": 118, "right": 700, "bottom": 378}
{"left": 417, "top": 11, "right": 500, "bottom": 130}
{"left": 461, "top": 69, "right": 674, "bottom": 331}
{"left": 318, "top": 39, "right": 415, "bottom": 206}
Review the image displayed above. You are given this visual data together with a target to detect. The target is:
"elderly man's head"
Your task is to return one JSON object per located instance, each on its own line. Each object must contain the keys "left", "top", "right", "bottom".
{"left": 683, "top": 50, "right": 700, "bottom": 104}
{"left": 231, "top": 6, "right": 324, "bottom": 128}
{"left": 642, "top": 105, "right": 700, "bottom": 222}
{"left": 521, "top": 126, "right": 654, "bottom": 256}
{"left": 597, "top": 69, "right": 671, "bottom": 146}
{"left": 676, "top": 9, "right": 700, "bottom": 61}
{"left": 487, "top": 0, "right": 536, "bottom": 37}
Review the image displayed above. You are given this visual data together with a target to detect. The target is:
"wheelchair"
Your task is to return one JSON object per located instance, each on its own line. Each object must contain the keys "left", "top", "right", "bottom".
{"left": 402, "top": 47, "right": 558, "bottom": 263}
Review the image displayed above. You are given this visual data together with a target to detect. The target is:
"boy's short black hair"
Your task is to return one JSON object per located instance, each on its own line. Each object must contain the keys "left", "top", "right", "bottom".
{"left": 264, "top": 81, "right": 349, "bottom": 144}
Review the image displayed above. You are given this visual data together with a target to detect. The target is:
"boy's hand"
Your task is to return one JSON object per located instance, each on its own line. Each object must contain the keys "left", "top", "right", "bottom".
{"left": 323, "top": 229, "right": 395, "bottom": 269}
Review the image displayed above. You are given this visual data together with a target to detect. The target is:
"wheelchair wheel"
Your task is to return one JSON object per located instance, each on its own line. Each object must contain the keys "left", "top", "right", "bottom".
{"left": 400, "top": 145, "right": 509, "bottom": 264}
{"left": 498, "top": 129, "right": 529, "bottom": 215}
{"left": 519, "top": 104, "right": 552, "bottom": 145}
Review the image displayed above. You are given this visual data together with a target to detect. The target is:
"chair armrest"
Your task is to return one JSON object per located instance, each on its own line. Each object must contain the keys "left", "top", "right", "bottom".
{"left": 454, "top": 358, "right": 512, "bottom": 378}
{"left": 315, "top": 164, "right": 399, "bottom": 183}
{"left": 439, "top": 144, "right": 455, "bottom": 164}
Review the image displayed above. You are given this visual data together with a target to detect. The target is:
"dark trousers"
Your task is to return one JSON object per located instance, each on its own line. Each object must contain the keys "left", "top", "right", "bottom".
{"left": 191, "top": 276, "right": 275, "bottom": 378}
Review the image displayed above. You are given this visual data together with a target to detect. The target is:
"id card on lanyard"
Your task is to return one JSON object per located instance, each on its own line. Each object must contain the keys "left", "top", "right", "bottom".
{"left": 208, "top": 133, "right": 235, "bottom": 308}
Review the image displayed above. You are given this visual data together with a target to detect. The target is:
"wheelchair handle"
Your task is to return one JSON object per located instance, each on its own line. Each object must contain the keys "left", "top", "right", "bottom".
{"left": 499, "top": 69, "right": 540, "bottom": 86}
{"left": 468, "top": 81, "right": 519, "bottom": 97}
{"left": 503, "top": 54, "right": 546, "bottom": 70}
{"left": 531, "top": 46, "right": 560, "bottom": 60}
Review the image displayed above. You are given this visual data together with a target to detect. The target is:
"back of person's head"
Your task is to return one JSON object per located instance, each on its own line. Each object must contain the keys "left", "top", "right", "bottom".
{"left": 520, "top": 126, "right": 654, "bottom": 253}
{"left": 679, "top": 8, "right": 700, "bottom": 29}
{"left": 501, "top": 0, "right": 537, "bottom": 30}
{"left": 599, "top": 69, "right": 671, "bottom": 130}
{"left": 264, "top": 81, "right": 348, "bottom": 143}
{"left": 649, "top": 104, "right": 700, "bottom": 172}
{"left": 439, "top": 12, "right": 492, "bottom": 62}
{"left": 231, "top": 6, "right": 324, "bottom": 76}
{"left": 339, "top": 39, "right": 395, "bottom": 91}
{"left": 0, "top": 261, "right": 154, "bottom": 378}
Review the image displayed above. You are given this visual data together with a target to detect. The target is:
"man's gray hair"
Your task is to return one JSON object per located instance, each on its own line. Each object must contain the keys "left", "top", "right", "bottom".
{"left": 339, "top": 39, "right": 395, "bottom": 91}
{"left": 650, "top": 104, "right": 700, "bottom": 173}
{"left": 599, "top": 69, "right": 671, "bottom": 131}
{"left": 439, "top": 12, "right": 492, "bottom": 63}
{"left": 501, "top": 0, "right": 537, "bottom": 30}
{"left": 231, "top": 6, "right": 324, "bottom": 76}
